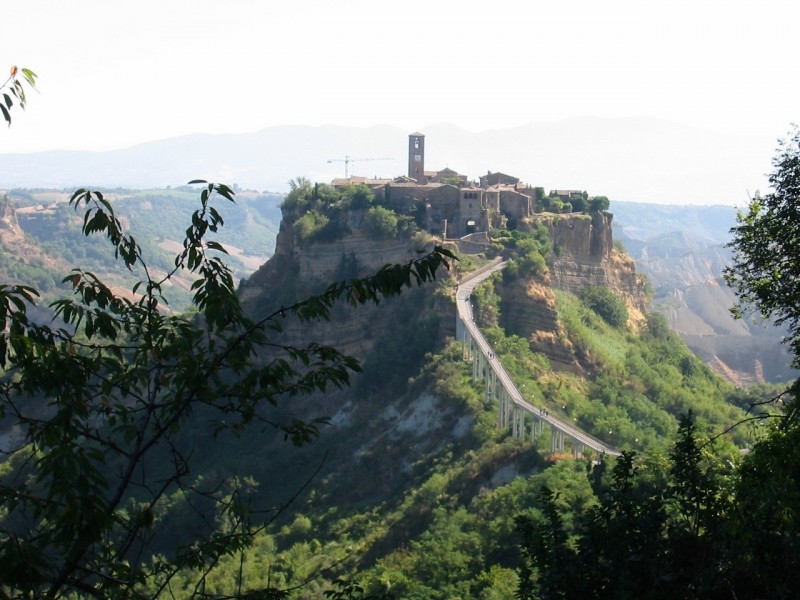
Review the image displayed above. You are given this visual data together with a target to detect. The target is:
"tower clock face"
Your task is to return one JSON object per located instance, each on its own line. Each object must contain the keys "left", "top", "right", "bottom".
{"left": 414, "top": 154, "right": 422, "bottom": 162}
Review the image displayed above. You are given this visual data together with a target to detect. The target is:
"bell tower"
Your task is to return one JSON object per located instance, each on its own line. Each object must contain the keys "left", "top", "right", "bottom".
{"left": 408, "top": 132, "right": 425, "bottom": 182}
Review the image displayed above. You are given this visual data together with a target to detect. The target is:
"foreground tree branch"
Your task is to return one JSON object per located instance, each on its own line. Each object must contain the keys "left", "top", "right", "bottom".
{"left": 0, "top": 182, "right": 455, "bottom": 598}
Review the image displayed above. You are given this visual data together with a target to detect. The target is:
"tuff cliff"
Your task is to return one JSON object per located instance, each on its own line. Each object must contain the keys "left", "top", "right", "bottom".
{"left": 0, "top": 199, "right": 23, "bottom": 241}
{"left": 238, "top": 206, "right": 453, "bottom": 360}
{"left": 546, "top": 212, "right": 646, "bottom": 315}
{"left": 0, "top": 200, "right": 66, "bottom": 274}
{"left": 239, "top": 205, "right": 648, "bottom": 375}
{"left": 499, "top": 212, "right": 649, "bottom": 373}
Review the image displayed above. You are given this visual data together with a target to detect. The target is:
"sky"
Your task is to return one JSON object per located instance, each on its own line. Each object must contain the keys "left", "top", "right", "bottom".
{"left": 1, "top": 0, "right": 798, "bottom": 154}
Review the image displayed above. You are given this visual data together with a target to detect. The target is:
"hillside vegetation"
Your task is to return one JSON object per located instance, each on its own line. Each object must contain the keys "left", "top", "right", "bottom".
{"left": 0, "top": 178, "right": 792, "bottom": 598}
{"left": 143, "top": 244, "right": 767, "bottom": 598}
{"left": 135, "top": 187, "right": 773, "bottom": 597}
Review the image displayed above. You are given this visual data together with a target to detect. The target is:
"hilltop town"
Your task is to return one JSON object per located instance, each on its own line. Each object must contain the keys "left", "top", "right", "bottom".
{"left": 331, "top": 132, "right": 609, "bottom": 239}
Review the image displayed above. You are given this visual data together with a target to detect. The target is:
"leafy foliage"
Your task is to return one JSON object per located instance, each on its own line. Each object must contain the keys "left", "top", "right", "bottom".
{"left": 588, "top": 195, "right": 610, "bottom": 212}
{"left": 1, "top": 66, "right": 37, "bottom": 126}
{"left": 0, "top": 181, "right": 454, "bottom": 598}
{"left": 283, "top": 180, "right": 417, "bottom": 244}
{"left": 580, "top": 285, "right": 628, "bottom": 328}
{"left": 493, "top": 224, "right": 551, "bottom": 279}
{"left": 725, "top": 125, "right": 800, "bottom": 367}
{"left": 515, "top": 415, "right": 735, "bottom": 599}
{"left": 294, "top": 209, "right": 331, "bottom": 241}
{"left": 567, "top": 196, "right": 587, "bottom": 212}
{"left": 514, "top": 408, "right": 800, "bottom": 599}
{"left": 365, "top": 206, "right": 398, "bottom": 239}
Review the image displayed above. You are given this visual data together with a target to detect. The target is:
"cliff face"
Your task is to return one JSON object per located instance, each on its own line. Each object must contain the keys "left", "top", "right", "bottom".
{"left": 500, "top": 279, "right": 582, "bottom": 372}
{"left": 0, "top": 200, "right": 22, "bottom": 241}
{"left": 0, "top": 201, "right": 67, "bottom": 274}
{"left": 240, "top": 207, "right": 648, "bottom": 373}
{"left": 239, "top": 207, "right": 451, "bottom": 360}
{"left": 501, "top": 212, "right": 649, "bottom": 372}
{"left": 242, "top": 208, "right": 427, "bottom": 296}
{"left": 546, "top": 212, "right": 647, "bottom": 321}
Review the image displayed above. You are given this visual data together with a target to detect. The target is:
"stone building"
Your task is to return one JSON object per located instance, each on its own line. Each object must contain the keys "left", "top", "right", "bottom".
{"left": 480, "top": 171, "right": 519, "bottom": 188}
{"left": 330, "top": 132, "right": 588, "bottom": 239}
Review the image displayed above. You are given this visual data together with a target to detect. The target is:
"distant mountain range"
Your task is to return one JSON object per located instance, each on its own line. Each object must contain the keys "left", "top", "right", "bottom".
{"left": 0, "top": 119, "right": 777, "bottom": 206}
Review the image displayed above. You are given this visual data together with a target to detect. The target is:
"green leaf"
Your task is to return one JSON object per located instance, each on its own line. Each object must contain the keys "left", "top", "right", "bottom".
{"left": 21, "top": 68, "right": 37, "bottom": 87}
{"left": 205, "top": 240, "right": 228, "bottom": 254}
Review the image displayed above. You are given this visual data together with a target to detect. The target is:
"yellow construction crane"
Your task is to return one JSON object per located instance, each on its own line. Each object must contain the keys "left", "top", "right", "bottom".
{"left": 327, "top": 155, "right": 393, "bottom": 178}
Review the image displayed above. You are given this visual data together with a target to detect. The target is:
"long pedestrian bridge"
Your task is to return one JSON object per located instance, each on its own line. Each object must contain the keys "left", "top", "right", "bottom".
{"left": 455, "top": 260, "right": 620, "bottom": 458}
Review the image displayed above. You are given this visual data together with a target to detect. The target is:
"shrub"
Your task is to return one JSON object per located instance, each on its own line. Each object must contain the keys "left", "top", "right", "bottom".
{"left": 345, "top": 184, "right": 375, "bottom": 210}
{"left": 580, "top": 286, "right": 628, "bottom": 328}
{"left": 645, "top": 312, "right": 671, "bottom": 340}
{"left": 293, "top": 210, "right": 329, "bottom": 241}
{"left": 589, "top": 196, "right": 610, "bottom": 212}
{"left": 568, "top": 196, "right": 587, "bottom": 212}
{"left": 365, "top": 206, "right": 399, "bottom": 239}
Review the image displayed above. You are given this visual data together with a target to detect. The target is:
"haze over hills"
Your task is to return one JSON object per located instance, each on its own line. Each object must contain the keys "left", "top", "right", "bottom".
{"left": 2, "top": 120, "right": 792, "bottom": 383}
{"left": 0, "top": 118, "right": 776, "bottom": 206}
{"left": 612, "top": 201, "right": 798, "bottom": 384}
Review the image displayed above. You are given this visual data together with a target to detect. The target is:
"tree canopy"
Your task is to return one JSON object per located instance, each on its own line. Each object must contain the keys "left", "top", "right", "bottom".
{"left": 725, "top": 126, "right": 800, "bottom": 367}
{"left": 588, "top": 196, "right": 610, "bottom": 212}
{"left": 0, "top": 182, "right": 454, "bottom": 598}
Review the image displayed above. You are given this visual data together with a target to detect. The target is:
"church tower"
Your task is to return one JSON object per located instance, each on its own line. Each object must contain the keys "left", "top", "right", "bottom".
{"left": 408, "top": 132, "right": 425, "bottom": 182}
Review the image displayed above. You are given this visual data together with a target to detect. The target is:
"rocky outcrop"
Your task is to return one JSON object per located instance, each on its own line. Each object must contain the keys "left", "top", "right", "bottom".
{"left": 0, "top": 199, "right": 23, "bottom": 241}
{"left": 501, "top": 212, "right": 649, "bottom": 371}
{"left": 544, "top": 212, "right": 648, "bottom": 325}
{"left": 501, "top": 279, "right": 582, "bottom": 373}
{"left": 547, "top": 211, "right": 612, "bottom": 262}
{"left": 0, "top": 200, "right": 66, "bottom": 276}
{"left": 239, "top": 207, "right": 452, "bottom": 360}
{"left": 241, "top": 206, "right": 648, "bottom": 374}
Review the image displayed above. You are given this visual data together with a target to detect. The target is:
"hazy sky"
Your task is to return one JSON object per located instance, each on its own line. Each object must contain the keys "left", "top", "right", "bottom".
{"left": 2, "top": 0, "right": 797, "bottom": 153}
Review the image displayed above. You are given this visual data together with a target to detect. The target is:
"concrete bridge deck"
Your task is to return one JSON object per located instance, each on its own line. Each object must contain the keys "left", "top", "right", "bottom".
{"left": 455, "top": 260, "right": 620, "bottom": 457}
